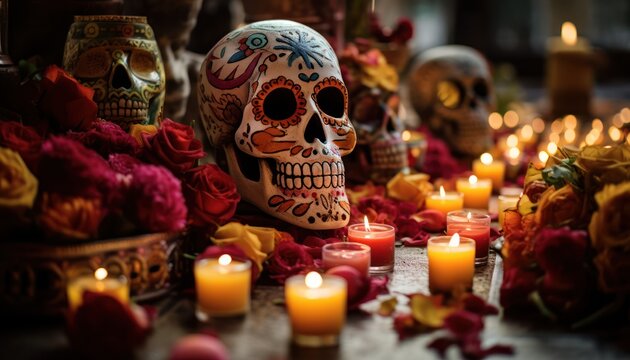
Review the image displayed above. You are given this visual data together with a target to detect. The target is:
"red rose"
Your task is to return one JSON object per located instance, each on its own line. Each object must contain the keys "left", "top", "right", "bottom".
{"left": 0, "top": 121, "right": 42, "bottom": 172}
{"left": 39, "top": 65, "right": 97, "bottom": 131}
{"left": 523, "top": 180, "right": 548, "bottom": 203}
{"left": 184, "top": 164, "right": 240, "bottom": 226}
{"left": 142, "top": 119, "right": 204, "bottom": 175}
{"left": 128, "top": 165, "right": 187, "bottom": 233}
{"left": 67, "top": 120, "right": 138, "bottom": 158}
{"left": 266, "top": 240, "right": 315, "bottom": 284}
{"left": 500, "top": 267, "right": 538, "bottom": 310}
{"left": 443, "top": 310, "right": 484, "bottom": 339}
{"left": 302, "top": 235, "right": 341, "bottom": 259}
{"left": 534, "top": 227, "right": 588, "bottom": 281}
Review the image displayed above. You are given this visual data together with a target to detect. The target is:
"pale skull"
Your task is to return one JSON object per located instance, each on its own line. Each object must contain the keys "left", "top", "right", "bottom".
{"left": 198, "top": 20, "right": 356, "bottom": 230}
{"left": 409, "top": 45, "right": 494, "bottom": 158}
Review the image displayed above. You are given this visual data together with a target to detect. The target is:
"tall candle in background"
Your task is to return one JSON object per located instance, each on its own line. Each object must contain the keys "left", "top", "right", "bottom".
{"left": 66, "top": 268, "right": 129, "bottom": 312}
{"left": 547, "top": 21, "right": 594, "bottom": 117}
{"left": 285, "top": 272, "right": 347, "bottom": 347}
{"left": 425, "top": 186, "right": 464, "bottom": 215}
{"left": 347, "top": 217, "right": 395, "bottom": 273}
{"left": 473, "top": 153, "right": 505, "bottom": 192}
{"left": 195, "top": 255, "right": 251, "bottom": 319}
{"left": 456, "top": 175, "right": 492, "bottom": 209}
{"left": 428, "top": 234, "right": 475, "bottom": 293}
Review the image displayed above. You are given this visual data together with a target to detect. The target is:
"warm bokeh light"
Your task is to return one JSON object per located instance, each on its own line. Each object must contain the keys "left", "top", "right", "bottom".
{"left": 561, "top": 21, "right": 578, "bottom": 46}
{"left": 469, "top": 175, "right": 478, "bottom": 185}
{"left": 551, "top": 119, "right": 563, "bottom": 133}
{"left": 538, "top": 151, "right": 549, "bottom": 163}
{"left": 520, "top": 125, "right": 533, "bottom": 141}
{"left": 549, "top": 132, "right": 560, "bottom": 144}
{"left": 508, "top": 147, "right": 520, "bottom": 159}
{"left": 563, "top": 115, "right": 577, "bottom": 130}
{"left": 448, "top": 233, "right": 460, "bottom": 247}
{"left": 609, "top": 126, "right": 622, "bottom": 141}
{"left": 547, "top": 142, "right": 558, "bottom": 155}
{"left": 480, "top": 153, "right": 493, "bottom": 165}
{"left": 592, "top": 119, "right": 604, "bottom": 132}
{"left": 94, "top": 268, "right": 108, "bottom": 281}
{"left": 504, "top": 111, "right": 519, "bottom": 128}
{"left": 532, "top": 118, "right": 545, "bottom": 133}
{"left": 627, "top": 133, "right": 630, "bottom": 144}
{"left": 488, "top": 112, "right": 503, "bottom": 130}
{"left": 579, "top": 141, "right": 586, "bottom": 148}
{"left": 402, "top": 130, "right": 411, "bottom": 142}
{"left": 612, "top": 114, "right": 623, "bottom": 128}
{"left": 564, "top": 128, "right": 576, "bottom": 143}
{"left": 621, "top": 108, "right": 630, "bottom": 123}
{"left": 219, "top": 254, "right": 232, "bottom": 266}
{"left": 305, "top": 271, "right": 323, "bottom": 289}
{"left": 585, "top": 131, "right": 599, "bottom": 145}
{"left": 506, "top": 134, "right": 518, "bottom": 148}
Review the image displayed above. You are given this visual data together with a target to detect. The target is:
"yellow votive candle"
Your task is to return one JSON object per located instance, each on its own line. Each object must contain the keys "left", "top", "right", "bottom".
{"left": 425, "top": 186, "right": 464, "bottom": 215}
{"left": 66, "top": 267, "right": 129, "bottom": 312}
{"left": 285, "top": 272, "right": 347, "bottom": 347}
{"left": 428, "top": 234, "right": 475, "bottom": 293}
{"left": 456, "top": 175, "right": 492, "bottom": 209}
{"left": 473, "top": 153, "right": 505, "bottom": 192}
{"left": 195, "top": 255, "right": 251, "bottom": 319}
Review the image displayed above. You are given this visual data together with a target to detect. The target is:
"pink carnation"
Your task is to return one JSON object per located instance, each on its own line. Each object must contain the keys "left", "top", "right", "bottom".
{"left": 128, "top": 165, "right": 187, "bottom": 233}
{"left": 67, "top": 120, "right": 138, "bottom": 158}
{"left": 108, "top": 154, "right": 141, "bottom": 176}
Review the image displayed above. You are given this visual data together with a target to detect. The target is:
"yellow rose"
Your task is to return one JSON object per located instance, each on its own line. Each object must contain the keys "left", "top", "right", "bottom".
{"left": 386, "top": 172, "right": 433, "bottom": 207}
{"left": 535, "top": 184, "right": 584, "bottom": 228}
{"left": 589, "top": 182, "right": 630, "bottom": 251}
{"left": 211, "top": 222, "right": 281, "bottom": 271}
{"left": 360, "top": 49, "right": 399, "bottom": 92}
{"left": 129, "top": 124, "right": 158, "bottom": 146}
{"left": 346, "top": 181, "right": 384, "bottom": 205}
{"left": 39, "top": 193, "right": 103, "bottom": 241}
{"left": 577, "top": 144, "right": 630, "bottom": 186}
{"left": 0, "top": 147, "right": 38, "bottom": 210}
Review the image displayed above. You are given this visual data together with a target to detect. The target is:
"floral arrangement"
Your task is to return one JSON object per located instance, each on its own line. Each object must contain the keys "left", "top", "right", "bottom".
{"left": 0, "top": 65, "right": 240, "bottom": 242}
{"left": 500, "top": 143, "right": 630, "bottom": 326}
{"left": 368, "top": 14, "right": 414, "bottom": 45}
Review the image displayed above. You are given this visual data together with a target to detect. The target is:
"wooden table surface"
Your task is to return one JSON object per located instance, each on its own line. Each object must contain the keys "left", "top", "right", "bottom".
{"left": 2, "top": 246, "right": 629, "bottom": 360}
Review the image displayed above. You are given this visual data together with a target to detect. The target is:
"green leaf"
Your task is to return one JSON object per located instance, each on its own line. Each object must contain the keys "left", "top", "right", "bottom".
{"left": 542, "top": 157, "right": 581, "bottom": 189}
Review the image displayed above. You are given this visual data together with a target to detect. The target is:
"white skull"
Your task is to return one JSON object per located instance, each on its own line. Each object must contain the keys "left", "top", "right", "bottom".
{"left": 198, "top": 20, "right": 356, "bottom": 230}
{"left": 409, "top": 45, "right": 494, "bottom": 158}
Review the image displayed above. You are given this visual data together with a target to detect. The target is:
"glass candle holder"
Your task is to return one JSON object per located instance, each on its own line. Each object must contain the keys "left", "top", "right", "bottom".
{"left": 66, "top": 268, "right": 129, "bottom": 313}
{"left": 425, "top": 188, "right": 464, "bottom": 215}
{"left": 347, "top": 223, "right": 395, "bottom": 274}
{"left": 285, "top": 272, "right": 347, "bottom": 347}
{"left": 194, "top": 255, "right": 251, "bottom": 320}
{"left": 322, "top": 242, "right": 371, "bottom": 277}
{"left": 446, "top": 210, "right": 491, "bottom": 266}
{"left": 498, "top": 194, "right": 520, "bottom": 229}
{"left": 456, "top": 176, "right": 492, "bottom": 209}
{"left": 427, "top": 235, "right": 475, "bottom": 294}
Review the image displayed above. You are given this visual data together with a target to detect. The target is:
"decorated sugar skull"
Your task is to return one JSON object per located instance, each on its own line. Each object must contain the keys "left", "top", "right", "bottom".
{"left": 409, "top": 45, "right": 494, "bottom": 158}
{"left": 198, "top": 20, "right": 356, "bottom": 230}
{"left": 63, "top": 15, "right": 165, "bottom": 128}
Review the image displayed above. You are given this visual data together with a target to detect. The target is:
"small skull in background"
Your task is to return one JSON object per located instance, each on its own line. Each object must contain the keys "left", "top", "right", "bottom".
{"left": 409, "top": 45, "right": 494, "bottom": 158}
{"left": 198, "top": 20, "right": 356, "bottom": 230}
{"left": 340, "top": 43, "right": 407, "bottom": 184}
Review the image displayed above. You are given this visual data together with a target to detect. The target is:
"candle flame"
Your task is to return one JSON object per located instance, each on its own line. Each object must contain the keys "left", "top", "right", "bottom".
{"left": 469, "top": 175, "right": 478, "bottom": 185}
{"left": 538, "top": 150, "right": 550, "bottom": 164}
{"left": 467, "top": 212, "right": 472, "bottom": 221}
{"left": 439, "top": 185, "right": 446, "bottom": 198}
{"left": 218, "top": 254, "right": 232, "bottom": 266}
{"left": 508, "top": 147, "right": 520, "bottom": 159}
{"left": 364, "top": 215, "right": 371, "bottom": 232}
{"left": 305, "top": 271, "right": 323, "bottom": 289}
{"left": 449, "top": 233, "right": 460, "bottom": 247}
{"left": 547, "top": 142, "right": 558, "bottom": 155}
{"left": 561, "top": 22, "right": 578, "bottom": 46}
{"left": 402, "top": 130, "right": 411, "bottom": 142}
{"left": 480, "top": 153, "right": 493, "bottom": 165}
{"left": 94, "top": 267, "right": 108, "bottom": 281}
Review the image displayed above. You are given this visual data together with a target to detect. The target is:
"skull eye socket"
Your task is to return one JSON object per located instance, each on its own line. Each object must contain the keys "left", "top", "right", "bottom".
{"left": 437, "top": 80, "right": 462, "bottom": 109}
{"left": 264, "top": 88, "right": 297, "bottom": 121}
{"left": 252, "top": 76, "right": 307, "bottom": 128}
{"left": 473, "top": 79, "right": 489, "bottom": 99}
{"left": 74, "top": 48, "right": 111, "bottom": 78}
{"left": 129, "top": 50, "right": 159, "bottom": 81}
{"left": 312, "top": 77, "right": 348, "bottom": 126}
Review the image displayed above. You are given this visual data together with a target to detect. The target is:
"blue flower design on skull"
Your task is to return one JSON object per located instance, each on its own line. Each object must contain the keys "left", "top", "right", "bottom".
{"left": 273, "top": 31, "right": 330, "bottom": 70}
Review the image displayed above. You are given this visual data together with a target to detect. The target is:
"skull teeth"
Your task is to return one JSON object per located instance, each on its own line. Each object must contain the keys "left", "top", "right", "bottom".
{"left": 275, "top": 161, "right": 345, "bottom": 190}
{"left": 98, "top": 100, "right": 149, "bottom": 119}
{"left": 371, "top": 142, "right": 408, "bottom": 169}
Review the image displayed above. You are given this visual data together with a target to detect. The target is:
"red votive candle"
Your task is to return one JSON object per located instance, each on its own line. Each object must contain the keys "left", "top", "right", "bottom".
{"left": 322, "top": 242, "right": 371, "bottom": 277}
{"left": 347, "top": 219, "right": 395, "bottom": 274}
{"left": 446, "top": 210, "right": 491, "bottom": 266}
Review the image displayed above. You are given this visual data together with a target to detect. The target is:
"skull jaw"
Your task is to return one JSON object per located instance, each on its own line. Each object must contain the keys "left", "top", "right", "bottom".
{"left": 224, "top": 144, "right": 351, "bottom": 230}
{"left": 431, "top": 108, "right": 492, "bottom": 158}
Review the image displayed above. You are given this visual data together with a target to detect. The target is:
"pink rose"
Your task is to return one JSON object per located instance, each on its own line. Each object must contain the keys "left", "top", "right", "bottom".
{"left": 266, "top": 240, "right": 315, "bottom": 284}
{"left": 184, "top": 164, "right": 240, "bottom": 226}
{"left": 128, "top": 165, "right": 187, "bottom": 232}
{"left": 67, "top": 120, "right": 138, "bottom": 158}
{"left": 142, "top": 119, "right": 204, "bottom": 175}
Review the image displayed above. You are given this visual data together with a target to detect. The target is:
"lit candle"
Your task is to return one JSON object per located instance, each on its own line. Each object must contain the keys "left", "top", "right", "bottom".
{"left": 195, "top": 254, "right": 251, "bottom": 319}
{"left": 347, "top": 216, "right": 395, "bottom": 273}
{"left": 547, "top": 21, "right": 594, "bottom": 117}
{"left": 66, "top": 267, "right": 129, "bottom": 312}
{"left": 446, "top": 211, "right": 491, "bottom": 266}
{"left": 424, "top": 186, "right": 464, "bottom": 215}
{"left": 285, "top": 271, "right": 347, "bottom": 347}
{"left": 498, "top": 194, "right": 520, "bottom": 229}
{"left": 428, "top": 233, "right": 475, "bottom": 293}
{"left": 322, "top": 242, "right": 371, "bottom": 277}
{"left": 472, "top": 153, "right": 505, "bottom": 192}
{"left": 456, "top": 175, "right": 492, "bottom": 210}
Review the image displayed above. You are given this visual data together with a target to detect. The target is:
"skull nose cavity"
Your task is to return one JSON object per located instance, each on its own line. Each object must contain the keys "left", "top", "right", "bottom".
{"left": 112, "top": 64, "right": 132, "bottom": 89}
{"left": 305, "top": 113, "right": 327, "bottom": 144}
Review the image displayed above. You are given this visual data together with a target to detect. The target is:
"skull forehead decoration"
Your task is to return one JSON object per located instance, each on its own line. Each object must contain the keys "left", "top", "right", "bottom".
{"left": 63, "top": 15, "right": 165, "bottom": 128}
{"left": 198, "top": 20, "right": 356, "bottom": 230}
{"left": 409, "top": 45, "right": 494, "bottom": 158}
